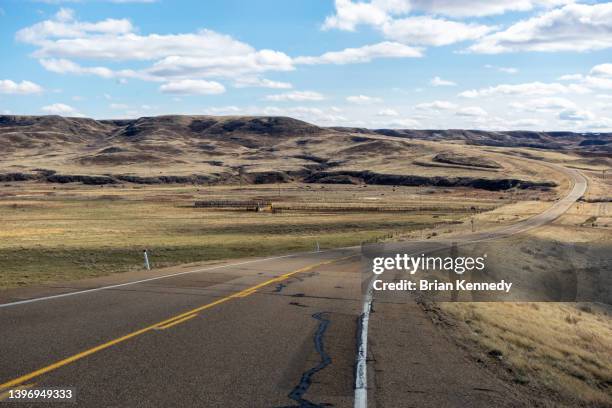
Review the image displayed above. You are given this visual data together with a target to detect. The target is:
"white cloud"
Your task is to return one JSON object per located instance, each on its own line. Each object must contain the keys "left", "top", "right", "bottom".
{"left": 558, "top": 73, "right": 583, "bottom": 81}
{"left": 264, "top": 91, "right": 325, "bottom": 102}
{"left": 430, "top": 76, "right": 456, "bottom": 87}
{"left": 17, "top": 9, "right": 295, "bottom": 88}
{"left": 294, "top": 41, "right": 421, "bottom": 65}
{"left": 346, "top": 95, "right": 383, "bottom": 104}
{"left": 386, "top": 118, "right": 421, "bottom": 128}
{"left": 0, "top": 79, "right": 43, "bottom": 94}
{"left": 159, "top": 79, "right": 225, "bottom": 95}
{"left": 456, "top": 106, "right": 488, "bottom": 117}
{"left": 459, "top": 81, "right": 590, "bottom": 98}
{"left": 17, "top": 8, "right": 132, "bottom": 45}
{"left": 322, "top": 0, "right": 409, "bottom": 31}
{"left": 322, "top": 2, "right": 494, "bottom": 47}
{"left": 109, "top": 103, "right": 128, "bottom": 109}
{"left": 581, "top": 76, "right": 612, "bottom": 91}
{"left": 40, "top": 58, "right": 113, "bottom": 78}
{"left": 382, "top": 17, "right": 493, "bottom": 46}
{"left": 469, "top": 3, "right": 612, "bottom": 54}
{"left": 40, "top": 58, "right": 152, "bottom": 81}
{"left": 498, "top": 67, "right": 518, "bottom": 74}
{"left": 203, "top": 106, "right": 242, "bottom": 115}
{"left": 377, "top": 108, "right": 399, "bottom": 116}
{"left": 510, "top": 97, "right": 576, "bottom": 111}
{"left": 322, "top": 0, "right": 566, "bottom": 30}
{"left": 233, "top": 77, "right": 292, "bottom": 89}
{"left": 415, "top": 100, "right": 457, "bottom": 110}
{"left": 558, "top": 109, "right": 595, "bottom": 121}
{"left": 591, "top": 63, "right": 612, "bottom": 78}
{"left": 485, "top": 64, "right": 518, "bottom": 74}
{"left": 41, "top": 103, "right": 80, "bottom": 116}
{"left": 410, "top": 0, "right": 572, "bottom": 17}
{"left": 147, "top": 50, "right": 294, "bottom": 80}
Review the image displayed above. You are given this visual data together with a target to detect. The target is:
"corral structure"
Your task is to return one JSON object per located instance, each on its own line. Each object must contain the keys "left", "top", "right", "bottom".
{"left": 194, "top": 200, "right": 272, "bottom": 211}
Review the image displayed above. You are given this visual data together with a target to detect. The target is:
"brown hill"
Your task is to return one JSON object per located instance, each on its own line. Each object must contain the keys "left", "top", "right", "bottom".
{"left": 1, "top": 114, "right": 606, "bottom": 190}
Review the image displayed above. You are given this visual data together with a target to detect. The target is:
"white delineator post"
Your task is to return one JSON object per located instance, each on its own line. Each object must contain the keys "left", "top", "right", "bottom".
{"left": 143, "top": 249, "right": 151, "bottom": 270}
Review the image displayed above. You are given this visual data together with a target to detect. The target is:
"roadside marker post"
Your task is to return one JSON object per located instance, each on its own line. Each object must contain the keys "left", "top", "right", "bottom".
{"left": 316, "top": 241, "right": 320, "bottom": 252}
{"left": 143, "top": 249, "right": 151, "bottom": 270}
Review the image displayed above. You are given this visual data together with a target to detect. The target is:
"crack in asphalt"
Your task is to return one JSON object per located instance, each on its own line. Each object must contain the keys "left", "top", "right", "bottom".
{"left": 274, "top": 283, "right": 288, "bottom": 293}
{"left": 283, "top": 312, "right": 333, "bottom": 408}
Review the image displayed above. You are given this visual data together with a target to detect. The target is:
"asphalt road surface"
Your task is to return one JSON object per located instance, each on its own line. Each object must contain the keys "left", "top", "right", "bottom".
{"left": 0, "top": 166, "right": 586, "bottom": 407}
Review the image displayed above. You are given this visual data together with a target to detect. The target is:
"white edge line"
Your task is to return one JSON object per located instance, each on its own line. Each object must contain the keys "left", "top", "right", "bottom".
{"left": 352, "top": 168, "right": 585, "bottom": 408}
{"left": 0, "top": 247, "right": 358, "bottom": 309}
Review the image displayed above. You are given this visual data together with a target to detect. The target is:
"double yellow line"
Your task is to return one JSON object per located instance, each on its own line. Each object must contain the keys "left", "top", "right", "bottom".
{"left": 0, "top": 256, "right": 351, "bottom": 392}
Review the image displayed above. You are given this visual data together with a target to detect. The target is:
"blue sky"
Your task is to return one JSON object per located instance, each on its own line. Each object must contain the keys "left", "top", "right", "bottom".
{"left": 0, "top": 0, "right": 611, "bottom": 131}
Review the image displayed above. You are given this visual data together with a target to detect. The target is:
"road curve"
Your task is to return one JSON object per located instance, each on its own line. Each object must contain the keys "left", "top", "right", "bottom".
{"left": 354, "top": 164, "right": 586, "bottom": 408}
{"left": 0, "top": 164, "right": 586, "bottom": 408}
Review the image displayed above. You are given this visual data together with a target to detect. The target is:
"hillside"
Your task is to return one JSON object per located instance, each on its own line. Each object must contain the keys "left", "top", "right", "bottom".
{"left": 330, "top": 127, "right": 612, "bottom": 153}
{"left": 1, "top": 114, "right": 609, "bottom": 190}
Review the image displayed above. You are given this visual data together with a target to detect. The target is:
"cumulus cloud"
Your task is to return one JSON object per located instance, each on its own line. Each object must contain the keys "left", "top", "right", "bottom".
{"left": 430, "top": 76, "right": 456, "bottom": 87}
{"left": 510, "top": 97, "right": 576, "bottom": 112}
{"left": 411, "top": 0, "right": 572, "bottom": 17}
{"left": 18, "top": 9, "right": 295, "bottom": 92}
{"left": 233, "top": 77, "right": 292, "bottom": 89}
{"left": 377, "top": 108, "right": 399, "bottom": 116}
{"left": 591, "top": 63, "right": 612, "bottom": 77}
{"left": 159, "top": 79, "right": 225, "bottom": 95}
{"left": 558, "top": 73, "right": 583, "bottom": 81}
{"left": 295, "top": 41, "right": 421, "bottom": 65}
{"left": 459, "top": 81, "right": 590, "bottom": 98}
{"left": 382, "top": 17, "right": 493, "bottom": 46}
{"left": 386, "top": 118, "right": 421, "bottom": 128}
{"left": 469, "top": 3, "right": 612, "bottom": 54}
{"left": 264, "top": 91, "right": 325, "bottom": 102}
{"left": 0, "top": 79, "right": 43, "bottom": 94}
{"left": 415, "top": 100, "right": 457, "bottom": 110}
{"left": 346, "top": 95, "right": 383, "bottom": 104}
{"left": 203, "top": 106, "right": 242, "bottom": 115}
{"left": 456, "top": 106, "right": 488, "bottom": 117}
{"left": 558, "top": 109, "right": 595, "bottom": 121}
{"left": 322, "top": 0, "right": 410, "bottom": 31}
{"left": 322, "top": 0, "right": 567, "bottom": 30}
{"left": 485, "top": 64, "right": 518, "bottom": 74}
{"left": 41, "top": 103, "right": 81, "bottom": 116}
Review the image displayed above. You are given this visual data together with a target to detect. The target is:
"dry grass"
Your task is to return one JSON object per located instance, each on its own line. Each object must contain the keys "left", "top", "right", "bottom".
{"left": 0, "top": 182, "right": 491, "bottom": 289}
{"left": 441, "top": 302, "right": 612, "bottom": 407}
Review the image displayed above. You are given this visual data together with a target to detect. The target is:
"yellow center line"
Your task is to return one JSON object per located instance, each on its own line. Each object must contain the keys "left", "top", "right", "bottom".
{"left": 0, "top": 383, "right": 36, "bottom": 401}
{"left": 154, "top": 313, "right": 198, "bottom": 330}
{"left": 0, "top": 255, "right": 354, "bottom": 391}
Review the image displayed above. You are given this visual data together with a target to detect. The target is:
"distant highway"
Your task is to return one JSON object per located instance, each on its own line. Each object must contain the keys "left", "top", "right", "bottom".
{"left": 0, "top": 165, "right": 586, "bottom": 407}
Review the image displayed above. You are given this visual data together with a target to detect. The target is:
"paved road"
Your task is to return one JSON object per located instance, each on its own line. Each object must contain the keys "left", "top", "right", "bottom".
{"left": 0, "top": 166, "right": 586, "bottom": 407}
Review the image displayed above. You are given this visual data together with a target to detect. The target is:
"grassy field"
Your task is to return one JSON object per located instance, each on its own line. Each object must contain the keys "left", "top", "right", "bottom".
{"left": 441, "top": 302, "right": 611, "bottom": 407}
{"left": 436, "top": 170, "right": 612, "bottom": 407}
{"left": 0, "top": 182, "right": 497, "bottom": 289}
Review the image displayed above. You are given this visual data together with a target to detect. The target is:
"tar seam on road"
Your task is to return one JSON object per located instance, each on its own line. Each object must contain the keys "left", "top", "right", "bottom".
{"left": 0, "top": 256, "right": 354, "bottom": 392}
{"left": 0, "top": 248, "right": 357, "bottom": 309}
{"left": 284, "top": 312, "right": 332, "bottom": 408}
